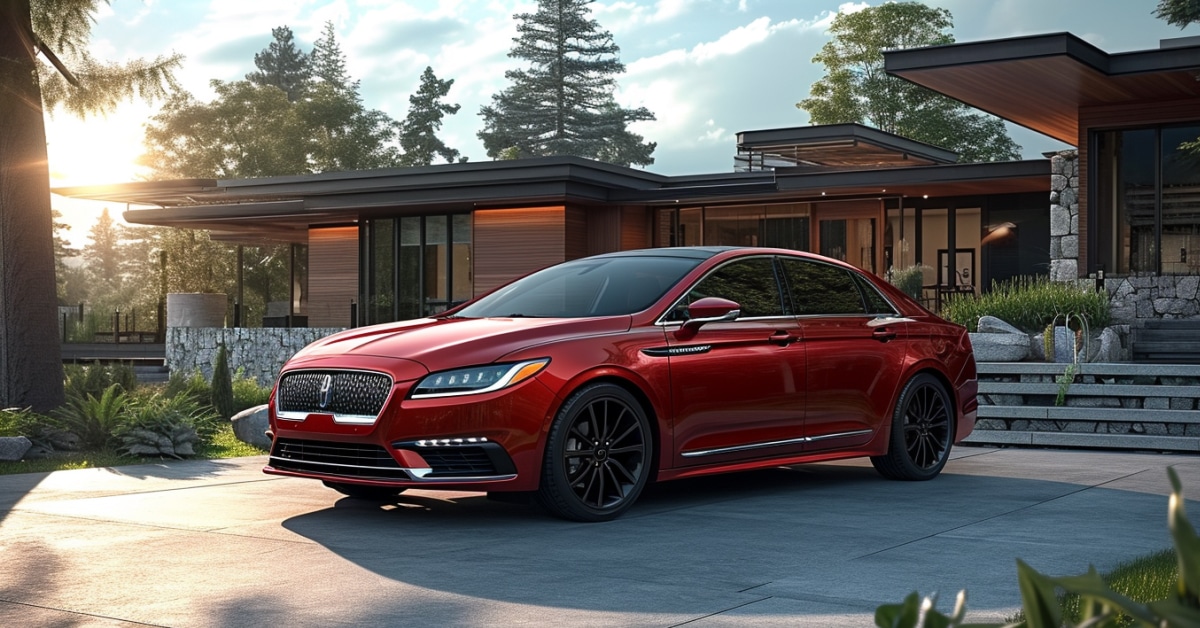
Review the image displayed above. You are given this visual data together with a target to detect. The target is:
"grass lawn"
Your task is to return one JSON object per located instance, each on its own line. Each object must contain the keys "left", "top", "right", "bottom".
{"left": 0, "top": 423, "right": 266, "bottom": 476}
{"left": 1009, "top": 548, "right": 1177, "bottom": 625}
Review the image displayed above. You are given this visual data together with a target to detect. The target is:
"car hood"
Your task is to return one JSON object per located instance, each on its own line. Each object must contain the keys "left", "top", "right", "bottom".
{"left": 292, "top": 316, "right": 633, "bottom": 375}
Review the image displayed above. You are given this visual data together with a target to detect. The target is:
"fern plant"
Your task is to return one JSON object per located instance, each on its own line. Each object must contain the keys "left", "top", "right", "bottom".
{"left": 52, "top": 385, "right": 130, "bottom": 450}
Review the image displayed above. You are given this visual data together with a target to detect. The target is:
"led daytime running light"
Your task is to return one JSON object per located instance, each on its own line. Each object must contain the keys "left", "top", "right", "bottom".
{"left": 411, "top": 359, "right": 549, "bottom": 399}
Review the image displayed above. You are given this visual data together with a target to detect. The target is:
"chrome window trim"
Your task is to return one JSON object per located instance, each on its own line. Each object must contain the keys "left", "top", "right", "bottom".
{"left": 655, "top": 254, "right": 788, "bottom": 326}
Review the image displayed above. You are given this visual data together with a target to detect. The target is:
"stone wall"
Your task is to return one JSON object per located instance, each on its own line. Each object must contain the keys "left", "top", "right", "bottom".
{"left": 167, "top": 327, "right": 344, "bottom": 386}
{"left": 1047, "top": 149, "right": 1200, "bottom": 325}
{"left": 1048, "top": 150, "right": 1080, "bottom": 282}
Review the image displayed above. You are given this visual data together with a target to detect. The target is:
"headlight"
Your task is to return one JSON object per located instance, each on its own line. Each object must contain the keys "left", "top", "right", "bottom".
{"left": 410, "top": 359, "right": 549, "bottom": 399}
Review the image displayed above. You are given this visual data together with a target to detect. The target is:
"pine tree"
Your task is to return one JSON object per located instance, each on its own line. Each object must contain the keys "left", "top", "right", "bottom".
{"left": 245, "top": 26, "right": 310, "bottom": 103}
{"left": 0, "top": 0, "right": 180, "bottom": 412}
{"left": 399, "top": 67, "right": 462, "bottom": 166}
{"left": 310, "top": 21, "right": 353, "bottom": 94}
{"left": 210, "top": 344, "right": 234, "bottom": 420}
{"left": 478, "top": 0, "right": 656, "bottom": 167}
{"left": 83, "top": 208, "right": 122, "bottom": 293}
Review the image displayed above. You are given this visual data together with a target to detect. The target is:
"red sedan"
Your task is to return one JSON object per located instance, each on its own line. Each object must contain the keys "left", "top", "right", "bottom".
{"left": 265, "top": 247, "right": 977, "bottom": 521}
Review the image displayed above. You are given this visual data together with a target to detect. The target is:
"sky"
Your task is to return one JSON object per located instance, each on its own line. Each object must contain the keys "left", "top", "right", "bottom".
{"left": 45, "top": 0, "right": 1200, "bottom": 246}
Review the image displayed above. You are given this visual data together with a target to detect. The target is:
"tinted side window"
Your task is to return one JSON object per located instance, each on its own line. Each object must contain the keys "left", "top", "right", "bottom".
{"left": 779, "top": 258, "right": 867, "bottom": 315}
{"left": 669, "top": 257, "right": 785, "bottom": 319}
{"left": 854, "top": 274, "right": 898, "bottom": 315}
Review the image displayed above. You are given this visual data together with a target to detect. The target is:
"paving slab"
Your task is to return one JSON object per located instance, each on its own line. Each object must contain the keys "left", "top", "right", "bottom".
{"left": 1, "top": 447, "right": 1197, "bottom": 627}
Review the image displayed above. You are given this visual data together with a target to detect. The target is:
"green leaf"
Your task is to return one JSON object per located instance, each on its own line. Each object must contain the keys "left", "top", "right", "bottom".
{"left": 1015, "top": 560, "right": 1062, "bottom": 628}
{"left": 1167, "top": 467, "right": 1200, "bottom": 607}
{"left": 876, "top": 591, "right": 922, "bottom": 628}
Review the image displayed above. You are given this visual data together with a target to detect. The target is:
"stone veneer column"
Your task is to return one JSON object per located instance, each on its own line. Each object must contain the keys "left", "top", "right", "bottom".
{"left": 1048, "top": 150, "right": 1080, "bottom": 282}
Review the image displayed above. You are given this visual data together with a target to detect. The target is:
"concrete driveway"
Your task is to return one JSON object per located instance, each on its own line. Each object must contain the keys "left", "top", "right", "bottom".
{"left": 1, "top": 446, "right": 1196, "bottom": 627}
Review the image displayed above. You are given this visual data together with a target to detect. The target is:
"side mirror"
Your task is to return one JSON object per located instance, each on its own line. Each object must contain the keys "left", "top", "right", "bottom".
{"left": 675, "top": 297, "right": 740, "bottom": 340}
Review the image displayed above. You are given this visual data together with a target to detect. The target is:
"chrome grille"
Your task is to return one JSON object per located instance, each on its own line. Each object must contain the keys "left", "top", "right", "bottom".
{"left": 270, "top": 438, "right": 408, "bottom": 479}
{"left": 277, "top": 370, "right": 392, "bottom": 419}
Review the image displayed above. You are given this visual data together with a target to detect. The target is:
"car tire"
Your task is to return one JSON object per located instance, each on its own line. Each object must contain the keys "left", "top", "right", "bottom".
{"left": 871, "top": 373, "right": 954, "bottom": 481}
{"left": 323, "top": 481, "right": 406, "bottom": 500}
{"left": 537, "top": 383, "right": 651, "bottom": 522}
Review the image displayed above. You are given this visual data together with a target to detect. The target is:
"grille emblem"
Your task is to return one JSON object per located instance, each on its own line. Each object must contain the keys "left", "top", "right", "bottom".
{"left": 317, "top": 374, "right": 334, "bottom": 409}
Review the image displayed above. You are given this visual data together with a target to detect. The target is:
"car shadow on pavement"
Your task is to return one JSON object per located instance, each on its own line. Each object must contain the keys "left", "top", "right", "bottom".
{"left": 277, "top": 461, "right": 1187, "bottom": 618}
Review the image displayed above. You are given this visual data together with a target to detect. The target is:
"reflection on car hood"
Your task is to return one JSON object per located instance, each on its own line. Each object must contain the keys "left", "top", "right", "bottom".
{"left": 295, "top": 316, "right": 633, "bottom": 373}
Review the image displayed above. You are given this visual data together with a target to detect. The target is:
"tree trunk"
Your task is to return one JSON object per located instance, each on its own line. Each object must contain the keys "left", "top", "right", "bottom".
{"left": 0, "top": 0, "right": 66, "bottom": 412}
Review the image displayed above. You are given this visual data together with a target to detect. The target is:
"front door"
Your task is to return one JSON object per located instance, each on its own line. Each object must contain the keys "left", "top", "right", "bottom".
{"left": 662, "top": 256, "right": 808, "bottom": 467}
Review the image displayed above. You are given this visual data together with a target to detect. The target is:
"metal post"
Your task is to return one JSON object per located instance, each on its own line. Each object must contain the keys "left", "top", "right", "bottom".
{"left": 350, "top": 300, "right": 358, "bottom": 328}
{"left": 113, "top": 310, "right": 120, "bottom": 345}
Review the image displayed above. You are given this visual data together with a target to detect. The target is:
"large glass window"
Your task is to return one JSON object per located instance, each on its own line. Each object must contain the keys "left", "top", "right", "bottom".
{"left": 1095, "top": 125, "right": 1200, "bottom": 274}
{"left": 362, "top": 214, "right": 472, "bottom": 324}
{"left": 655, "top": 204, "right": 810, "bottom": 250}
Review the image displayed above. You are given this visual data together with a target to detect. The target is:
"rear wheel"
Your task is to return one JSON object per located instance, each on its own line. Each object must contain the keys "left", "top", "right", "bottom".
{"left": 537, "top": 383, "right": 651, "bottom": 522}
{"left": 323, "top": 481, "right": 406, "bottom": 500}
{"left": 871, "top": 373, "right": 954, "bottom": 481}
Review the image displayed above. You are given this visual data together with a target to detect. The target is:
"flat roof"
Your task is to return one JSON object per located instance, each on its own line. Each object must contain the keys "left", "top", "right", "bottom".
{"left": 885, "top": 33, "right": 1200, "bottom": 144}
{"left": 736, "top": 123, "right": 958, "bottom": 169}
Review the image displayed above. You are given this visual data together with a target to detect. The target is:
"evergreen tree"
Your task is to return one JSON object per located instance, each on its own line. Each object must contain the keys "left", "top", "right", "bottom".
{"left": 478, "top": 0, "right": 656, "bottom": 167}
{"left": 210, "top": 344, "right": 235, "bottom": 420}
{"left": 399, "top": 67, "right": 462, "bottom": 166}
{"left": 1155, "top": 0, "right": 1200, "bottom": 28}
{"left": 0, "top": 0, "right": 180, "bottom": 411}
{"left": 245, "top": 26, "right": 310, "bottom": 103}
{"left": 83, "top": 208, "right": 122, "bottom": 292}
{"left": 310, "top": 21, "right": 353, "bottom": 94}
{"left": 796, "top": 2, "right": 1020, "bottom": 163}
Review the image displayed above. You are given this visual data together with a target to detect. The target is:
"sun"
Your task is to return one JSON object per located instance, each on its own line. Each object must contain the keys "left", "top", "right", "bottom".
{"left": 45, "top": 104, "right": 152, "bottom": 188}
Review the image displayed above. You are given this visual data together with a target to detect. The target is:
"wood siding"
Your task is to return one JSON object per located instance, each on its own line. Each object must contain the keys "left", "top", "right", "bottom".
{"left": 565, "top": 206, "right": 588, "bottom": 260}
{"left": 1078, "top": 99, "right": 1200, "bottom": 275}
{"left": 621, "top": 206, "right": 650, "bottom": 250}
{"left": 473, "top": 207, "right": 566, "bottom": 296}
{"left": 308, "top": 226, "right": 359, "bottom": 327}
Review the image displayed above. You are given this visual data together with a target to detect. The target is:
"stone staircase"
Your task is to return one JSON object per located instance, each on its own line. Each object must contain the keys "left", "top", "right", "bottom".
{"left": 967, "top": 362, "right": 1200, "bottom": 452}
{"left": 1132, "top": 319, "right": 1200, "bottom": 363}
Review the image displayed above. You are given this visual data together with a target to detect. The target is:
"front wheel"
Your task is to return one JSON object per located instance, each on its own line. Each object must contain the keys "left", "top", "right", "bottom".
{"left": 871, "top": 373, "right": 954, "bottom": 481}
{"left": 537, "top": 383, "right": 652, "bottom": 522}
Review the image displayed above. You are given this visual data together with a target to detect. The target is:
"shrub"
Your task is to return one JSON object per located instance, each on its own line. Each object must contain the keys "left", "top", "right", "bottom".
{"left": 886, "top": 265, "right": 930, "bottom": 301}
{"left": 165, "top": 371, "right": 213, "bottom": 409}
{"left": 232, "top": 369, "right": 272, "bottom": 413}
{"left": 115, "top": 392, "right": 219, "bottom": 459}
{"left": 0, "top": 407, "right": 48, "bottom": 438}
{"left": 52, "top": 384, "right": 130, "bottom": 450}
{"left": 64, "top": 362, "right": 138, "bottom": 400}
{"left": 211, "top": 344, "right": 235, "bottom": 420}
{"left": 940, "top": 276, "right": 1110, "bottom": 333}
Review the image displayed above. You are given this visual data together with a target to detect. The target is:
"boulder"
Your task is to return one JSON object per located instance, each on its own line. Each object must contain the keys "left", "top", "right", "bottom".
{"left": 969, "top": 332, "right": 1030, "bottom": 362}
{"left": 1092, "top": 327, "right": 1122, "bottom": 363}
{"left": 977, "top": 315, "right": 1024, "bottom": 335}
{"left": 0, "top": 436, "right": 32, "bottom": 461}
{"left": 231, "top": 404, "right": 272, "bottom": 451}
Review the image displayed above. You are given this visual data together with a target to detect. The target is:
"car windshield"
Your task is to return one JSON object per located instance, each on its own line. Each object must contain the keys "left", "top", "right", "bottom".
{"left": 455, "top": 255, "right": 703, "bottom": 318}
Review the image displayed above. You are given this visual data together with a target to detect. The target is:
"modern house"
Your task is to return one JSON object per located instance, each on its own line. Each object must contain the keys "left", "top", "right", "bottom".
{"left": 55, "top": 33, "right": 1200, "bottom": 329}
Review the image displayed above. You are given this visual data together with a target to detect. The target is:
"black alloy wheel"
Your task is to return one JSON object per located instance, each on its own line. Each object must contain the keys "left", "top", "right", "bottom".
{"left": 538, "top": 383, "right": 651, "bottom": 522}
{"left": 871, "top": 373, "right": 954, "bottom": 481}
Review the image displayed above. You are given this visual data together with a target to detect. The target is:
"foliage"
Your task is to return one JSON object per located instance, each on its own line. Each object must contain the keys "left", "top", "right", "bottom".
{"left": 195, "top": 423, "right": 268, "bottom": 457}
{"left": 1154, "top": 0, "right": 1200, "bottom": 28}
{"left": 399, "top": 66, "right": 463, "bottom": 166}
{"left": 245, "top": 25, "right": 309, "bottom": 103}
{"left": 874, "top": 468, "right": 1200, "bottom": 627}
{"left": 211, "top": 345, "right": 235, "bottom": 420}
{"left": 940, "top": 276, "right": 1110, "bottom": 333}
{"left": 796, "top": 2, "right": 1019, "bottom": 163}
{"left": 115, "top": 391, "right": 217, "bottom": 459}
{"left": 1055, "top": 363, "right": 1077, "bottom": 407}
{"left": 52, "top": 384, "right": 130, "bottom": 450}
{"left": 165, "top": 371, "right": 213, "bottom": 409}
{"left": 63, "top": 362, "right": 137, "bottom": 400}
{"left": 886, "top": 265, "right": 929, "bottom": 300}
{"left": 232, "top": 369, "right": 273, "bottom": 413}
{"left": 478, "top": 0, "right": 656, "bottom": 166}
{"left": 0, "top": 407, "right": 51, "bottom": 438}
